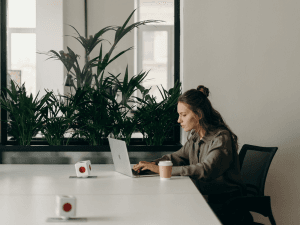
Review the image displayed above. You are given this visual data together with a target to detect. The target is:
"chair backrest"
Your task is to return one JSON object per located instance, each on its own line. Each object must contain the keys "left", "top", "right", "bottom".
{"left": 239, "top": 144, "right": 278, "bottom": 196}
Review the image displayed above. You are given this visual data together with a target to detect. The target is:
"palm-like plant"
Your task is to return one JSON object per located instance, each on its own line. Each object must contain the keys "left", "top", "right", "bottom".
{"left": 0, "top": 81, "right": 52, "bottom": 145}
{"left": 109, "top": 66, "right": 150, "bottom": 108}
{"left": 107, "top": 102, "right": 137, "bottom": 146}
{"left": 35, "top": 9, "right": 182, "bottom": 146}
{"left": 70, "top": 87, "right": 116, "bottom": 145}
{"left": 135, "top": 82, "right": 181, "bottom": 146}
{"left": 42, "top": 9, "right": 162, "bottom": 90}
{"left": 40, "top": 91, "right": 75, "bottom": 145}
{"left": 107, "top": 66, "right": 150, "bottom": 145}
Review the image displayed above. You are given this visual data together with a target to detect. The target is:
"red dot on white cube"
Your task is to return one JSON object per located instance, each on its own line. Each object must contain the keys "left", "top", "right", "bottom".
{"left": 63, "top": 203, "right": 72, "bottom": 212}
{"left": 89, "top": 165, "right": 91, "bottom": 171}
{"left": 79, "top": 167, "right": 86, "bottom": 173}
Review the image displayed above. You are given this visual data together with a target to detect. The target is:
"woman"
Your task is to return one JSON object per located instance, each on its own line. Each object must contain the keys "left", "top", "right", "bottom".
{"left": 133, "top": 85, "right": 252, "bottom": 224}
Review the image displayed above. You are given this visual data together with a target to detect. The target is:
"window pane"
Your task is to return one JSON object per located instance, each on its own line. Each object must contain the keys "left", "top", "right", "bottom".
{"left": 139, "top": 0, "right": 174, "bottom": 25}
{"left": 8, "top": 0, "right": 36, "bottom": 28}
{"left": 142, "top": 31, "right": 168, "bottom": 102}
{"left": 137, "top": 0, "right": 174, "bottom": 103}
{"left": 11, "top": 33, "right": 36, "bottom": 96}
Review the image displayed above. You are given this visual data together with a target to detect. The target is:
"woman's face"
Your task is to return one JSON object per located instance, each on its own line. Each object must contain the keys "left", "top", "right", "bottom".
{"left": 177, "top": 102, "right": 200, "bottom": 132}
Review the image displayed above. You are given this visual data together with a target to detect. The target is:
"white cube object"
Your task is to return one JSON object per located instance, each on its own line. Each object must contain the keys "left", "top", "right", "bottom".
{"left": 75, "top": 161, "right": 91, "bottom": 178}
{"left": 86, "top": 160, "right": 92, "bottom": 172}
{"left": 56, "top": 195, "right": 76, "bottom": 219}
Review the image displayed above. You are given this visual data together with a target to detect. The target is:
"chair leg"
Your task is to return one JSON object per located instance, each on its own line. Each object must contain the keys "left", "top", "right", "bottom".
{"left": 268, "top": 212, "right": 276, "bottom": 225}
{"left": 267, "top": 198, "right": 276, "bottom": 225}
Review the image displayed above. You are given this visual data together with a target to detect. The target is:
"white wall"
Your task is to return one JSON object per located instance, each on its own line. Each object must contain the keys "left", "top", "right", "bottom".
{"left": 63, "top": 0, "right": 85, "bottom": 94}
{"left": 87, "top": 0, "right": 135, "bottom": 84}
{"left": 36, "top": 0, "right": 64, "bottom": 96}
{"left": 63, "top": 0, "right": 135, "bottom": 95}
{"left": 182, "top": 0, "right": 300, "bottom": 224}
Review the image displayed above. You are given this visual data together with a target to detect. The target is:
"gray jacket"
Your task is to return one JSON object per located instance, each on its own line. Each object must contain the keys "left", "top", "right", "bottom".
{"left": 153, "top": 129, "right": 246, "bottom": 195}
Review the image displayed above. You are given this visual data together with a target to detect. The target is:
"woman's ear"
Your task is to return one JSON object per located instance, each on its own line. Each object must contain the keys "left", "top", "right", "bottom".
{"left": 197, "top": 110, "right": 202, "bottom": 120}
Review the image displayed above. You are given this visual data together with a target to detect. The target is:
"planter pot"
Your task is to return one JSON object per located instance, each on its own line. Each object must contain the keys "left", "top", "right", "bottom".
{"left": 10, "top": 157, "right": 37, "bottom": 164}
{"left": 38, "top": 157, "right": 71, "bottom": 164}
{"left": 0, "top": 144, "right": 182, "bottom": 152}
{"left": 0, "top": 144, "right": 182, "bottom": 164}
{"left": 9, "top": 156, "right": 71, "bottom": 164}
{"left": 81, "top": 156, "right": 110, "bottom": 164}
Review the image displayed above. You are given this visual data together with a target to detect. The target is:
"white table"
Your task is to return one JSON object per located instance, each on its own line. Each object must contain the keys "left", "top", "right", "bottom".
{"left": 0, "top": 165, "right": 221, "bottom": 225}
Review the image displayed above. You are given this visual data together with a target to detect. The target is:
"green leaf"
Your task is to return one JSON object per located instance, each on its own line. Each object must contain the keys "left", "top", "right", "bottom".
{"left": 107, "top": 46, "right": 134, "bottom": 66}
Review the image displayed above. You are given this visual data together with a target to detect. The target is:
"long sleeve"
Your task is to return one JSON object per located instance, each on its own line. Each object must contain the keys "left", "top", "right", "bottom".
{"left": 154, "top": 130, "right": 234, "bottom": 181}
{"left": 175, "top": 132, "right": 233, "bottom": 181}
{"left": 152, "top": 138, "right": 192, "bottom": 166}
{"left": 152, "top": 129, "right": 245, "bottom": 195}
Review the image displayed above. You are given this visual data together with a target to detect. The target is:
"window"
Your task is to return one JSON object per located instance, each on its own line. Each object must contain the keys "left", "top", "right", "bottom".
{"left": 132, "top": 0, "right": 180, "bottom": 143}
{"left": 1, "top": 0, "right": 180, "bottom": 145}
{"left": 7, "top": 0, "right": 64, "bottom": 98}
{"left": 136, "top": 0, "right": 175, "bottom": 102}
{"left": 7, "top": 0, "right": 36, "bottom": 95}
{"left": 4, "top": 0, "right": 64, "bottom": 142}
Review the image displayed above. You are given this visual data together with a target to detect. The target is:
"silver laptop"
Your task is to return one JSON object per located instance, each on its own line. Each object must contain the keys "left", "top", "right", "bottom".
{"left": 108, "top": 138, "right": 159, "bottom": 178}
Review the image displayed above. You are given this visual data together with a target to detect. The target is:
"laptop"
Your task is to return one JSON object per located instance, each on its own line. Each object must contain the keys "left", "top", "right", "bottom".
{"left": 108, "top": 138, "right": 159, "bottom": 178}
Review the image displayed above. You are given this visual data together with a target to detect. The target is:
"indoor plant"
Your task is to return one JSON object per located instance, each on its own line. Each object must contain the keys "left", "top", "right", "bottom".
{"left": 40, "top": 9, "right": 163, "bottom": 145}
{"left": 40, "top": 91, "right": 75, "bottom": 145}
{"left": 44, "top": 9, "right": 161, "bottom": 91}
{"left": 107, "top": 66, "right": 150, "bottom": 145}
{"left": 0, "top": 9, "right": 181, "bottom": 150}
{"left": 135, "top": 82, "right": 181, "bottom": 146}
{"left": 0, "top": 80, "right": 52, "bottom": 146}
{"left": 69, "top": 86, "right": 115, "bottom": 146}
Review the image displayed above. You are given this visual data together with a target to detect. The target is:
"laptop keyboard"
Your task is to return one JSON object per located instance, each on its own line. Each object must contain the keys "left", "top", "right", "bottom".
{"left": 132, "top": 169, "right": 157, "bottom": 176}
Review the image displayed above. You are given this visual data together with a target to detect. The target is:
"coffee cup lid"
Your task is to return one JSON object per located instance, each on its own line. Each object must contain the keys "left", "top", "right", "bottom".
{"left": 158, "top": 161, "right": 173, "bottom": 166}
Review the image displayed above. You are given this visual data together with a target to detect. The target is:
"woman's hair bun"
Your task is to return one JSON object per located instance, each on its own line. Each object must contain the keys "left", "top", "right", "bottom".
{"left": 196, "top": 85, "right": 209, "bottom": 97}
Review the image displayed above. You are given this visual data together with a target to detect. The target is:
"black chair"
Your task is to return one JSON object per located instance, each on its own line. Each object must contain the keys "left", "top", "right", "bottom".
{"left": 223, "top": 144, "right": 278, "bottom": 225}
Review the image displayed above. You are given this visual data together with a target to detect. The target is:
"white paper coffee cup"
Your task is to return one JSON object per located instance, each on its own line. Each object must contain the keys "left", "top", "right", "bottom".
{"left": 158, "top": 161, "right": 173, "bottom": 180}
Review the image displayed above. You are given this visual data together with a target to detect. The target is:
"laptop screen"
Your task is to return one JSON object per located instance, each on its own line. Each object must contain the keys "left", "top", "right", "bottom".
{"left": 108, "top": 138, "right": 133, "bottom": 177}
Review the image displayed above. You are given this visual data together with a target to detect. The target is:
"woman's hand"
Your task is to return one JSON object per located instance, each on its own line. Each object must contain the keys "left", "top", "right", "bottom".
{"left": 133, "top": 161, "right": 159, "bottom": 174}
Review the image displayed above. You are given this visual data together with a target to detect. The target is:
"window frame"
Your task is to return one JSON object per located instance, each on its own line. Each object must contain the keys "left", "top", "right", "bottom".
{"left": 0, "top": 0, "right": 181, "bottom": 145}
{"left": 137, "top": 25, "right": 174, "bottom": 93}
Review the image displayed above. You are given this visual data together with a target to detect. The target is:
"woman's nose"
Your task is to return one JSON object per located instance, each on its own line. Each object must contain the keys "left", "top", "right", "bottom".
{"left": 177, "top": 117, "right": 181, "bottom": 123}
